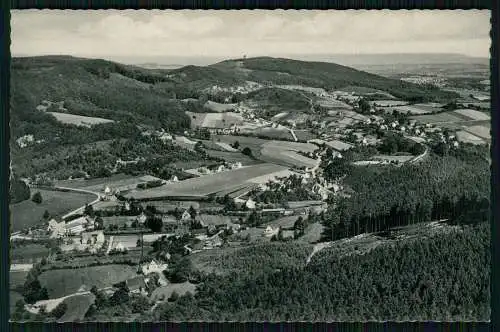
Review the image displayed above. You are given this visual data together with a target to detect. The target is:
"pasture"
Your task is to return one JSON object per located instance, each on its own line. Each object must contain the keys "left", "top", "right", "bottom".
{"left": 10, "top": 243, "right": 50, "bottom": 264}
{"left": 203, "top": 100, "right": 237, "bottom": 112}
{"left": 214, "top": 142, "right": 238, "bottom": 152}
{"left": 47, "top": 112, "right": 114, "bottom": 127}
{"left": 10, "top": 189, "right": 95, "bottom": 232}
{"left": 10, "top": 270, "right": 29, "bottom": 289}
{"left": 124, "top": 163, "right": 289, "bottom": 200}
{"left": 260, "top": 149, "right": 317, "bottom": 168}
{"left": 57, "top": 174, "right": 163, "bottom": 193}
{"left": 251, "top": 127, "right": 294, "bottom": 141}
{"left": 203, "top": 149, "right": 262, "bottom": 166}
{"left": 455, "top": 131, "right": 486, "bottom": 145}
{"left": 294, "top": 130, "right": 317, "bottom": 141}
{"left": 38, "top": 264, "right": 138, "bottom": 298}
{"left": 58, "top": 294, "right": 95, "bottom": 322}
{"left": 266, "top": 215, "right": 299, "bottom": 229}
{"left": 370, "top": 100, "right": 408, "bottom": 107}
{"left": 453, "top": 109, "right": 491, "bottom": 121}
{"left": 150, "top": 282, "right": 197, "bottom": 301}
{"left": 101, "top": 216, "right": 136, "bottom": 228}
{"left": 324, "top": 139, "right": 353, "bottom": 151}
{"left": 465, "top": 125, "right": 491, "bottom": 140}
{"left": 410, "top": 112, "right": 465, "bottom": 124}
{"left": 387, "top": 105, "right": 434, "bottom": 115}
{"left": 186, "top": 111, "right": 244, "bottom": 128}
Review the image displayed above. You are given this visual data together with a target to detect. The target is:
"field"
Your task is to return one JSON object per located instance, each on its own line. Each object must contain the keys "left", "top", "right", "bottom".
{"left": 125, "top": 163, "right": 289, "bottom": 200}
{"left": 10, "top": 270, "right": 29, "bottom": 289}
{"left": 190, "top": 242, "right": 313, "bottom": 275}
{"left": 56, "top": 174, "right": 163, "bottom": 192}
{"left": 294, "top": 130, "right": 317, "bottom": 141}
{"left": 58, "top": 294, "right": 95, "bottom": 322}
{"left": 150, "top": 282, "right": 197, "bottom": 301}
{"left": 251, "top": 127, "right": 294, "bottom": 141}
{"left": 261, "top": 148, "right": 317, "bottom": 168}
{"left": 465, "top": 125, "right": 491, "bottom": 140}
{"left": 101, "top": 216, "right": 136, "bottom": 228}
{"left": 266, "top": 215, "right": 299, "bottom": 229}
{"left": 10, "top": 189, "right": 96, "bottom": 232}
{"left": 47, "top": 112, "right": 114, "bottom": 127}
{"left": 410, "top": 112, "right": 465, "bottom": 124}
{"left": 324, "top": 139, "right": 353, "bottom": 151}
{"left": 204, "top": 100, "right": 237, "bottom": 112}
{"left": 204, "top": 149, "right": 262, "bottom": 166}
{"left": 214, "top": 142, "right": 238, "bottom": 152}
{"left": 385, "top": 105, "right": 434, "bottom": 115}
{"left": 372, "top": 155, "right": 414, "bottom": 163}
{"left": 199, "top": 214, "right": 239, "bottom": 226}
{"left": 370, "top": 100, "right": 409, "bottom": 107}
{"left": 456, "top": 131, "right": 486, "bottom": 145}
{"left": 38, "top": 264, "right": 138, "bottom": 298}
{"left": 10, "top": 244, "right": 50, "bottom": 263}
{"left": 186, "top": 111, "right": 244, "bottom": 128}
{"left": 316, "top": 98, "right": 353, "bottom": 109}
{"left": 140, "top": 201, "right": 200, "bottom": 213}
{"left": 453, "top": 109, "right": 491, "bottom": 121}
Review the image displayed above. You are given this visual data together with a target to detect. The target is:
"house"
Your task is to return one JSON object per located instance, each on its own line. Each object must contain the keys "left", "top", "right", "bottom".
{"left": 80, "top": 230, "right": 105, "bottom": 247}
{"left": 171, "top": 175, "right": 179, "bottom": 182}
{"left": 245, "top": 198, "right": 256, "bottom": 210}
{"left": 181, "top": 209, "right": 192, "bottom": 222}
{"left": 216, "top": 165, "right": 226, "bottom": 173}
{"left": 136, "top": 213, "right": 147, "bottom": 225}
{"left": 141, "top": 259, "right": 168, "bottom": 275}
{"left": 126, "top": 276, "right": 147, "bottom": 295}
{"left": 65, "top": 216, "right": 94, "bottom": 235}
{"left": 263, "top": 226, "right": 279, "bottom": 237}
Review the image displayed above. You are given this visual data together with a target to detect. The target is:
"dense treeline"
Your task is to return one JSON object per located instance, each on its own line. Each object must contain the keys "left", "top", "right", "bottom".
{"left": 153, "top": 223, "right": 489, "bottom": 321}
{"left": 10, "top": 176, "right": 31, "bottom": 204}
{"left": 321, "top": 151, "right": 490, "bottom": 240}
{"left": 12, "top": 135, "right": 209, "bottom": 180}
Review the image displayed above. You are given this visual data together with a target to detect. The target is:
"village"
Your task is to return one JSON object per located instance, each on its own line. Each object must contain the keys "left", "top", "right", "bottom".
{"left": 9, "top": 58, "right": 492, "bottom": 322}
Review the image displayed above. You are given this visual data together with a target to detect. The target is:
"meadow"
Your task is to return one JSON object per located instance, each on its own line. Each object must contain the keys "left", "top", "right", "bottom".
{"left": 47, "top": 112, "right": 114, "bottom": 127}
{"left": 125, "top": 163, "right": 289, "bottom": 200}
{"left": 38, "top": 264, "right": 138, "bottom": 298}
{"left": 10, "top": 189, "right": 95, "bottom": 231}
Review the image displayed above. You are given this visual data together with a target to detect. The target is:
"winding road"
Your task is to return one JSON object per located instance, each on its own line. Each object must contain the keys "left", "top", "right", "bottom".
{"left": 53, "top": 186, "right": 101, "bottom": 220}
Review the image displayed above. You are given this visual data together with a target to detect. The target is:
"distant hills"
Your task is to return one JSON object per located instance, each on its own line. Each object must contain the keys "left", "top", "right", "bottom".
{"left": 10, "top": 55, "right": 457, "bottom": 143}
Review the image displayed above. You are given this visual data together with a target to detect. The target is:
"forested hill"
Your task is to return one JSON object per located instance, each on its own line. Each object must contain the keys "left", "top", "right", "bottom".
{"left": 10, "top": 56, "right": 190, "bottom": 141}
{"left": 11, "top": 55, "right": 456, "bottom": 143}
{"left": 210, "top": 57, "right": 458, "bottom": 102}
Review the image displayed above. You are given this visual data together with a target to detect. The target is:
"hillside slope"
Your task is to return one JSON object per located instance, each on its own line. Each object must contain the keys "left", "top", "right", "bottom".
{"left": 10, "top": 56, "right": 190, "bottom": 141}
{"left": 210, "top": 57, "right": 458, "bottom": 102}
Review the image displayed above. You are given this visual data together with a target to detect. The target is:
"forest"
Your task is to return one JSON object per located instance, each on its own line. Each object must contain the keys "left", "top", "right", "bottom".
{"left": 320, "top": 149, "right": 490, "bottom": 240}
{"left": 151, "top": 222, "right": 489, "bottom": 321}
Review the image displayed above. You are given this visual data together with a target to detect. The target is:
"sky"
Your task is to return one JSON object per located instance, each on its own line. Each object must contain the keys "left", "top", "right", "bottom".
{"left": 11, "top": 10, "right": 491, "bottom": 64}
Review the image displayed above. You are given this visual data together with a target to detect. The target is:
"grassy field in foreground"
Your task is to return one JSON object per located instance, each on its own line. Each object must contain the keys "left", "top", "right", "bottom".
{"left": 38, "top": 264, "right": 138, "bottom": 298}
{"left": 151, "top": 282, "right": 197, "bottom": 301}
{"left": 58, "top": 294, "right": 95, "bottom": 322}
{"left": 10, "top": 189, "right": 96, "bottom": 232}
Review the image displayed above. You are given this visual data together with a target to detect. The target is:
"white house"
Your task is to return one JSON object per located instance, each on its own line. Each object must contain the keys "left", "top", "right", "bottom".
{"left": 181, "top": 209, "right": 192, "bottom": 221}
{"left": 245, "top": 198, "right": 256, "bottom": 210}
{"left": 65, "top": 216, "right": 94, "bottom": 235}
{"left": 141, "top": 259, "right": 168, "bottom": 275}
{"left": 263, "top": 226, "right": 279, "bottom": 237}
{"left": 136, "top": 213, "right": 147, "bottom": 225}
{"left": 171, "top": 175, "right": 179, "bottom": 182}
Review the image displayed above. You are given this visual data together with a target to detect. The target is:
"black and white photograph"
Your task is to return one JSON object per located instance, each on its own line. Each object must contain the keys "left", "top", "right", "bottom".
{"left": 8, "top": 9, "right": 491, "bottom": 322}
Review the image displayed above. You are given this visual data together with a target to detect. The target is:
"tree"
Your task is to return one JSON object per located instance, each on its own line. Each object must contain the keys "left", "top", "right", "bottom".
{"left": 358, "top": 99, "right": 371, "bottom": 114}
{"left": 242, "top": 147, "right": 253, "bottom": 157}
{"left": 32, "top": 191, "right": 43, "bottom": 204}
{"left": 43, "top": 210, "right": 50, "bottom": 220}
{"left": 145, "top": 216, "right": 163, "bottom": 233}
{"left": 231, "top": 141, "right": 240, "bottom": 149}
{"left": 110, "top": 282, "right": 129, "bottom": 306}
{"left": 94, "top": 216, "right": 103, "bottom": 230}
{"left": 22, "top": 278, "right": 49, "bottom": 304}
{"left": 130, "top": 295, "right": 150, "bottom": 313}
{"left": 188, "top": 205, "right": 197, "bottom": 220}
{"left": 84, "top": 204, "right": 95, "bottom": 217}
{"left": 50, "top": 302, "right": 67, "bottom": 319}
{"left": 169, "top": 291, "right": 180, "bottom": 302}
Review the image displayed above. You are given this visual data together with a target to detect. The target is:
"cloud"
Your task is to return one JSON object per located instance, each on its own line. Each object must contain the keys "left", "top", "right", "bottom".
{"left": 10, "top": 9, "right": 491, "bottom": 59}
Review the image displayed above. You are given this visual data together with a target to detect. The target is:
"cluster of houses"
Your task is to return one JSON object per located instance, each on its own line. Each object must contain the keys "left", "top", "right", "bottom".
{"left": 16, "top": 134, "right": 45, "bottom": 148}
{"left": 197, "top": 162, "right": 243, "bottom": 175}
